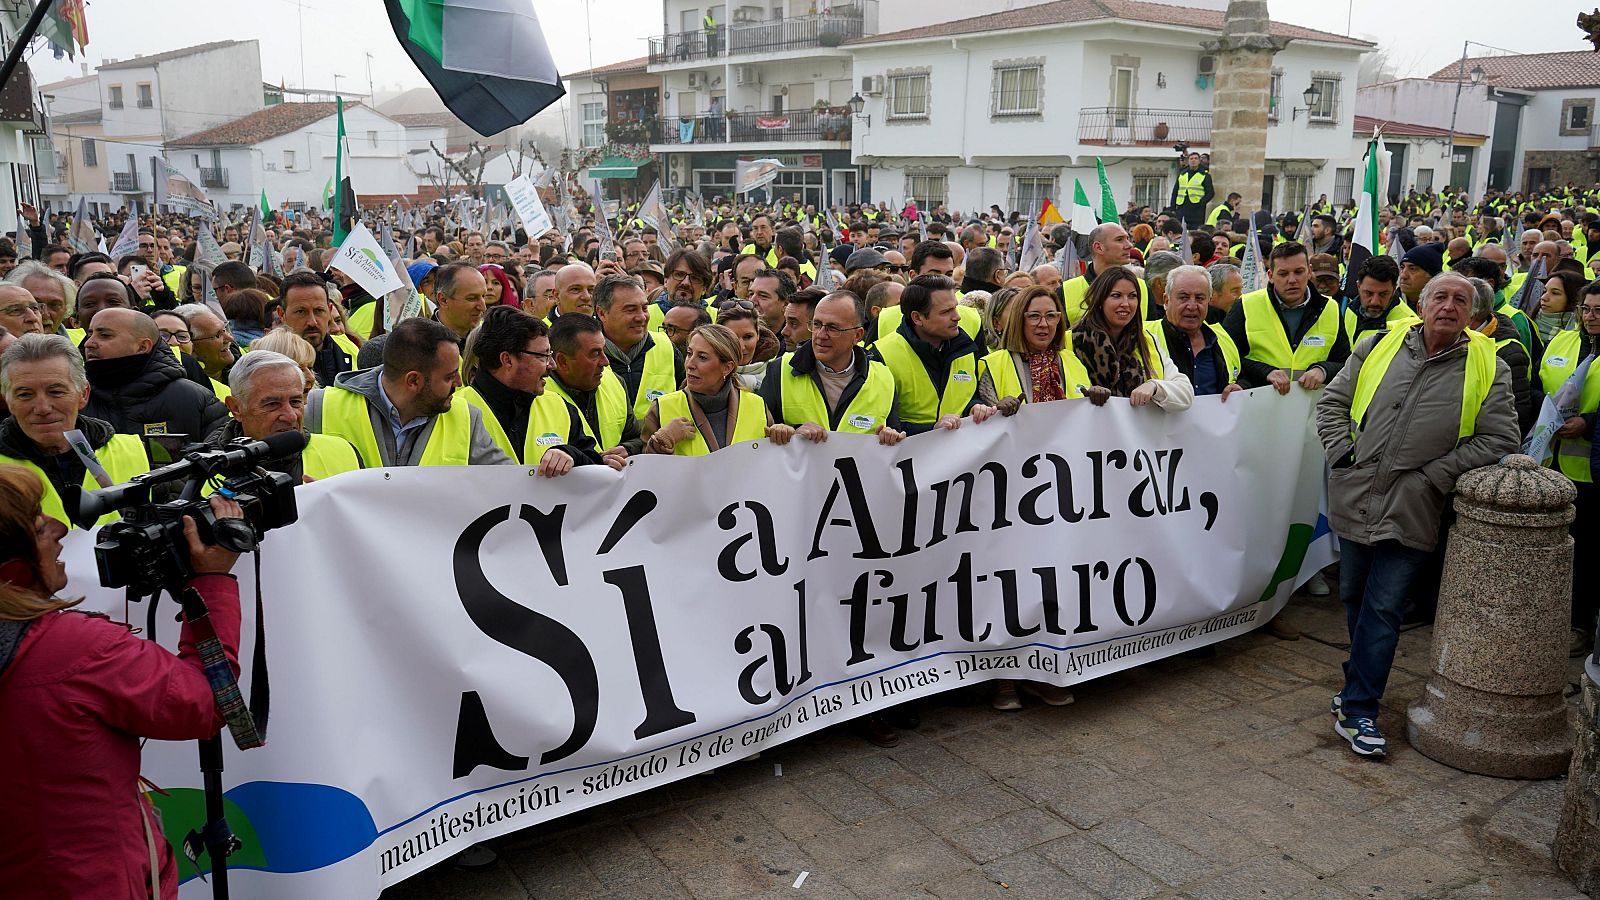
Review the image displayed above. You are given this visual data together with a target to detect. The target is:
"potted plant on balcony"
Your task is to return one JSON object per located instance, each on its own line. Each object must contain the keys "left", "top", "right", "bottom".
{"left": 819, "top": 30, "right": 843, "bottom": 47}
{"left": 1153, "top": 121, "right": 1170, "bottom": 141}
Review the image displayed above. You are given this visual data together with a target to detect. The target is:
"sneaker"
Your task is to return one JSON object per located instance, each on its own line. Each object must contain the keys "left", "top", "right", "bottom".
{"left": 1305, "top": 573, "right": 1331, "bottom": 597}
{"left": 991, "top": 681, "right": 1022, "bottom": 711}
{"left": 1266, "top": 616, "right": 1301, "bottom": 641}
{"left": 1330, "top": 693, "right": 1345, "bottom": 722}
{"left": 1334, "top": 716, "right": 1387, "bottom": 757}
{"left": 1019, "top": 681, "right": 1075, "bottom": 707}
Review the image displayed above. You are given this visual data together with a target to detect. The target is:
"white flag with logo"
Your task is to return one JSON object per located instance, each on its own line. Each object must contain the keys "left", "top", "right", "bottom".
{"left": 735, "top": 158, "right": 783, "bottom": 194}
{"left": 505, "top": 173, "right": 553, "bottom": 237}
{"left": 328, "top": 221, "right": 406, "bottom": 300}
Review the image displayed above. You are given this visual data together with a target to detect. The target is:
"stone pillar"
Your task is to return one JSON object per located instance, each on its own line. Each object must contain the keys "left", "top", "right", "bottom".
{"left": 1202, "top": 0, "right": 1286, "bottom": 222}
{"left": 1405, "top": 455, "right": 1575, "bottom": 778}
{"left": 1555, "top": 660, "right": 1600, "bottom": 892}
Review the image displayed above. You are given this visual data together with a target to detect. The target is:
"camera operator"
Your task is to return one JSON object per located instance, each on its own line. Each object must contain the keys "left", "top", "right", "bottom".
{"left": 208, "top": 350, "right": 362, "bottom": 484}
{"left": 0, "top": 469, "right": 246, "bottom": 899}
{"left": 0, "top": 334, "right": 152, "bottom": 527}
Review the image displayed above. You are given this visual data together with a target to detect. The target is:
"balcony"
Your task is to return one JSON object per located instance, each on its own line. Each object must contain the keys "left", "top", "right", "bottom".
{"left": 654, "top": 110, "right": 852, "bottom": 147}
{"left": 1077, "top": 108, "right": 1211, "bottom": 149}
{"left": 200, "top": 166, "right": 229, "bottom": 189}
{"left": 648, "top": 2, "right": 874, "bottom": 65}
{"left": 111, "top": 171, "right": 140, "bottom": 192}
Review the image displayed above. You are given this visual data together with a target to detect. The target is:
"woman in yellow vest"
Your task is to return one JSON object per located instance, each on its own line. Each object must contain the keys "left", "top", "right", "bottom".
{"left": 642, "top": 324, "right": 776, "bottom": 455}
{"left": 978, "top": 285, "right": 1092, "bottom": 411}
{"left": 0, "top": 334, "right": 151, "bottom": 528}
{"left": 1069, "top": 267, "right": 1193, "bottom": 410}
{"left": 1540, "top": 285, "right": 1600, "bottom": 651}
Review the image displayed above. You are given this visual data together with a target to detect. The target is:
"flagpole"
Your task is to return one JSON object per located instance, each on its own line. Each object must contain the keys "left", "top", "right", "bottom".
{"left": 0, "top": 0, "right": 54, "bottom": 94}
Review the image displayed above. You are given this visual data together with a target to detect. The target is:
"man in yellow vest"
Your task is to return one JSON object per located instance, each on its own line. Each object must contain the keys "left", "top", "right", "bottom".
{"left": 739, "top": 214, "right": 779, "bottom": 266}
{"left": 761, "top": 290, "right": 905, "bottom": 446}
{"left": 1206, "top": 192, "right": 1240, "bottom": 228}
{"left": 216, "top": 350, "right": 361, "bottom": 483}
{"left": 1223, "top": 239, "right": 1349, "bottom": 397}
{"left": 275, "top": 272, "right": 358, "bottom": 387}
{"left": 1342, "top": 256, "right": 1413, "bottom": 347}
{"left": 599, "top": 274, "right": 683, "bottom": 421}
{"left": 703, "top": 8, "right": 718, "bottom": 57}
{"left": 460, "top": 306, "right": 617, "bottom": 475}
{"left": 0, "top": 333, "right": 149, "bottom": 528}
{"left": 869, "top": 274, "right": 997, "bottom": 434}
{"left": 548, "top": 313, "right": 642, "bottom": 460}
{"left": 1315, "top": 272, "right": 1519, "bottom": 758}
{"left": 1062, "top": 224, "right": 1149, "bottom": 324}
{"left": 1171, "top": 152, "right": 1213, "bottom": 228}
{"left": 1144, "top": 265, "right": 1242, "bottom": 399}
{"left": 304, "top": 317, "right": 511, "bottom": 467}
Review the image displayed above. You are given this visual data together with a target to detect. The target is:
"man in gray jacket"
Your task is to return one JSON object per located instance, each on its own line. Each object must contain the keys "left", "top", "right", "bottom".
{"left": 1315, "top": 272, "right": 1520, "bottom": 758}
{"left": 304, "top": 317, "right": 511, "bottom": 467}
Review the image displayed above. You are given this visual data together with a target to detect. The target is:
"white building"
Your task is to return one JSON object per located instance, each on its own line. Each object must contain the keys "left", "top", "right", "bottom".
{"left": 165, "top": 102, "right": 422, "bottom": 211}
{"left": 846, "top": 0, "right": 1369, "bottom": 217}
{"left": 39, "top": 40, "right": 264, "bottom": 213}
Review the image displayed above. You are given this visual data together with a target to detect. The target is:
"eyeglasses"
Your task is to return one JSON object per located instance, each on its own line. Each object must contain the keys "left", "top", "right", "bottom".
{"left": 809, "top": 320, "right": 862, "bottom": 335}
{"left": 1023, "top": 311, "right": 1062, "bottom": 325}
{"left": 0, "top": 302, "right": 41, "bottom": 318}
{"left": 885, "top": 264, "right": 911, "bottom": 273}
{"left": 192, "top": 328, "right": 233, "bottom": 344}
{"left": 723, "top": 300, "right": 756, "bottom": 312}
{"left": 159, "top": 328, "right": 191, "bottom": 344}
{"left": 1580, "top": 305, "right": 1600, "bottom": 316}
{"left": 517, "top": 348, "right": 555, "bottom": 363}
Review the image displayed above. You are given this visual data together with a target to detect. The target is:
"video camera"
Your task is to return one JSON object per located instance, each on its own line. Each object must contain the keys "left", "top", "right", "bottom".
{"left": 1173, "top": 141, "right": 1190, "bottom": 155}
{"left": 70, "top": 431, "right": 305, "bottom": 595}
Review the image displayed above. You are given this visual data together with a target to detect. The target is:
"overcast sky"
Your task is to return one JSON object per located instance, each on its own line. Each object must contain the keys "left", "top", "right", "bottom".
{"left": 24, "top": 1, "right": 1587, "bottom": 107}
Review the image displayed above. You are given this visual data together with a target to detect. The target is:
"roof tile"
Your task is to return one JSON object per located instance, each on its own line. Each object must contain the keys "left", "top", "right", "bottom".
{"left": 1426, "top": 51, "right": 1600, "bottom": 91}
{"left": 168, "top": 101, "right": 359, "bottom": 146}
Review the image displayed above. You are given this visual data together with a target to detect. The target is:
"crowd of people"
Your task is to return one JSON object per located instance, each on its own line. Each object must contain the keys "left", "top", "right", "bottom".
{"left": 0, "top": 174, "right": 1595, "bottom": 893}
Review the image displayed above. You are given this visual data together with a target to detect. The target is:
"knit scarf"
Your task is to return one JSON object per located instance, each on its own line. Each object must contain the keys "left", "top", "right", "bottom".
{"left": 1023, "top": 351, "right": 1064, "bottom": 403}
{"left": 1072, "top": 328, "right": 1147, "bottom": 397}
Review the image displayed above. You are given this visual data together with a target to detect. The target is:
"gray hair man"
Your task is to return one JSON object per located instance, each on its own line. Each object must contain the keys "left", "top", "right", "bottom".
{"left": 1142, "top": 251, "right": 1185, "bottom": 313}
{"left": 5, "top": 260, "right": 74, "bottom": 337}
{"left": 1463, "top": 276, "right": 1534, "bottom": 433}
{"left": 1207, "top": 262, "right": 1242, "bottom": 322}
{"left": 217, "top": 349, "right": 362, "bottom": 483}
{"left": 1146, "top": 264, "right": 1242, "bottom": 399}
{"left": 1315, "top": 271, "right": 1520, "bottom": 758}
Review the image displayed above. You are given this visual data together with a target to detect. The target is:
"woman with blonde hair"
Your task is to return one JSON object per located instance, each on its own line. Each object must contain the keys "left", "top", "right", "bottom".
{"left": 0, "top": 464, "right": 244, "bottom": 898}
{"left": 249, "top": 327, "right": 318, "bottom": 393}
{"left": 979, "top": 285, "right": 1092, "bottom": 411}
{"left": 642, "top": 323, "right": 779, "bottom": 454}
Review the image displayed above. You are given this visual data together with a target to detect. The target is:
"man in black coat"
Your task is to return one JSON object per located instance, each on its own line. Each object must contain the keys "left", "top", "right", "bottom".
{"left": 82, "top": 307, "right": 227, "bottom": 441}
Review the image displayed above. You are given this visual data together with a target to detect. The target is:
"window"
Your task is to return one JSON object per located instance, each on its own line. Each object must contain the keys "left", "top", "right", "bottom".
{"left": 191, "top": 153, "right": 200, "bottom": 167}
{"left": 904, "top": 169, "right": 947, "bottom": 206}
{"left": 992, "top": 64, "right": 1041, "bottom": 117}
{"left": 695, "top": 169, "right": 734, "bottom": 195}
{"left": 107, "top": 85, "right": 123, "bottom": 109}
{"left": 283, "top": 149, "right": 296, "bottom": 170}
{"left": 1563, "top": 99, "right": 1594, "bottom": 136}
{"left": 1309, "top": 76, "right": 1339, "bottom": 122}
{"left": 81, "top": 138, "right": 97, "bottom": 167}
{"left": 136, "top": 83, "right": 153, "bottom": 109}
{"left": 582, "top": 102, "right": 606, "bottom": 147}
{"left": 1112, "top": 67, "right": 1134, "bottom": 127}
{"left": 367, "top": 130, "right": 379, "bottom": 148}
{"left": 1268, "top": 70, "right": 1283, "bottom": 122}
{"left": 1132, "top": 174, "right": 1165, "bottom": 212}
{"left": 1008, "top": 171, "right": 1057, "bottom": 218}
{"left": 1284, "top": 174, "right": 1311, "bottom": 212}
{"left": 1415, "top": 168, "right": 1434, "bottom": 193}
{"left": 1333, "top": 167, "right": 1355, "bottom": 205}
{"left": 886, "top": 72, "right": 928, "bottom": 121}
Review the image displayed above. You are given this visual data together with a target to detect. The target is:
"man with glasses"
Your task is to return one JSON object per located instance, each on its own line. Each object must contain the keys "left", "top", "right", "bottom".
{"left": 621, "top": 239, "right": 650, "bottom": 270}
{"left": 172, "top": 303, "right": 237, "bottom": 400}
{"left": 763, "top": 289, "right": 904, "bottom": 448}
{"left": 648, "top": 248, "right": 718, "bottom": 333}
{"left": 546, "top": 312, "right": 642, "bottom": 463}
{"left": 484, "top": 241, "right": 512, "bottom": 265}
{"left": 457, "top": 306, "right": 609, "bottom": 474}
{"left": 660, "top": 304, "right": 709, "bottom": 352}
{"left": 0, "top": 284, "right": 43, "bottom": 337}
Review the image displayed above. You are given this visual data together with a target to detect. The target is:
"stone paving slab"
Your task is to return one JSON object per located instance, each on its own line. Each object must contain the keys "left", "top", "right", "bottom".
{"left": 383, "top": 587, "right": 1588, "bottom": 900}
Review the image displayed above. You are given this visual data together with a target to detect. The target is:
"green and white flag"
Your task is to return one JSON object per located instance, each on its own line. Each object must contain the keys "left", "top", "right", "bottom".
{"left": 329, "top": 221, "right": 407, "bottom": 301}
{"left": 1343, "top": 136, "right": 1381, "bottom": 301}
{"left": 385, "top": 0, "right": 564, "bottom": 135}
{"left": 1095, "top": 158, "right": 1118, "bottom": 225}
{"left": 1071, "top": 178, "right": 1097, "bottom": 232}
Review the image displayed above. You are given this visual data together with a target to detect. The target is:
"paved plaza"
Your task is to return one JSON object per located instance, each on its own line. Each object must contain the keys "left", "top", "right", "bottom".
{"left": 385, "top": 586, "right": 1589, "bottom": 900}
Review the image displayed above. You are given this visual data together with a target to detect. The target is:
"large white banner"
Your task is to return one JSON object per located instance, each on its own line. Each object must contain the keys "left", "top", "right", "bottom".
{"left": 69, "top": 389, "right": 1334, "bottom": 899}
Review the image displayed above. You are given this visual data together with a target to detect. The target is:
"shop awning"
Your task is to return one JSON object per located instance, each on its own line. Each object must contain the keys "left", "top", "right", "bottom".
{"left": 590, "top": 156, "right": 647, "bottom": 179}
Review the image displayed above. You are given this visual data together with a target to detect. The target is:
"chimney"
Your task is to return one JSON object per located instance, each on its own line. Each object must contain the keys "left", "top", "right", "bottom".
{"left": 79, "top": 62, "right": 87, "bottom": 76}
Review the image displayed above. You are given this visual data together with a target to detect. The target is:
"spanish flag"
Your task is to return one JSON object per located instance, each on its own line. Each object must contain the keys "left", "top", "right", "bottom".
{"left": 1038, "top": 198, "right": 1065, "bottom": 227}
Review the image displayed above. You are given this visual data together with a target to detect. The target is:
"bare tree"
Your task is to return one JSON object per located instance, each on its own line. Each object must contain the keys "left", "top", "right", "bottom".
{"left": 430, "top": 141, "right": 493, "bottom": 199}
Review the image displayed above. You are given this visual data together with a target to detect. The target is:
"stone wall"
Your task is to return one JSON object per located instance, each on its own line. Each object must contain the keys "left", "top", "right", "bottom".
{"left": 1555, "top": 673, "right": 1600, "bottom": 894}
{"left": 1519, "top": 150, "right": 1597, "bottom": 194}
{"left": 1209, "top": 51, "right": 1273, "bottom": 219}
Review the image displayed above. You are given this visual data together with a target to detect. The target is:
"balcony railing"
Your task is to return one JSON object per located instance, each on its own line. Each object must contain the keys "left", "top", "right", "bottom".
{"left": 648, "top": 3, "right": 873, "bottom": 64}
{"left": 200, "top": 166, "right": 229, "bottom": 188}
{"left": 1077, "top": 107, "right": 1211, "bottom": 148}
{"left": 111, "top": 171, "right": 140, "bottom": 192}
{"left": 655, "top": 110, "right": 852, "bottom": 146}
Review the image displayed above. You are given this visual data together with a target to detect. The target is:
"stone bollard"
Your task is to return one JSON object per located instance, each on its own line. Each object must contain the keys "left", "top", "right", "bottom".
{"left": 1406, "top": 454, "right": 1575, "bottom": 778}
{"left": 1556, "top": 659, "right": 1600, "bottom": 893}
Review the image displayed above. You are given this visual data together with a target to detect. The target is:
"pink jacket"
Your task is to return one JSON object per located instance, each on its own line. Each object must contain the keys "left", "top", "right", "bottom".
{"left": 0, "top": 574, "right": 240, "bottom": 899}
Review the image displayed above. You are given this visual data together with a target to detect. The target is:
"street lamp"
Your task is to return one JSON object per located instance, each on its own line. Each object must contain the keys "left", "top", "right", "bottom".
{"left": 1446, "top": 41, "right": 1517, "bottom": 193}
{"left": 1291, "top": 83, "right": 1323, "bottom": 120}
{"left": 847, "top": 92, "right": 869, "bottom": 127}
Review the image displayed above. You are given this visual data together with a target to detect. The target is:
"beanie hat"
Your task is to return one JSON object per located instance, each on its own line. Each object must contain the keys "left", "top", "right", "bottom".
{"left": 1401, "top": 242, "right": 1444, "bottom": 278}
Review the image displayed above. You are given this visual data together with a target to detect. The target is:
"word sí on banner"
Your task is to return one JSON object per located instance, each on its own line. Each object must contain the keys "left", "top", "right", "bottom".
{"left": 68, "top": 390, "right": 1331, "bottom": 899}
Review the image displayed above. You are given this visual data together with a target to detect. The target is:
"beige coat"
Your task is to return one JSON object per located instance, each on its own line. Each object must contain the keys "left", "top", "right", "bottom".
{"left": 1316, "top": 325, "right": 1521, "bottom": 551}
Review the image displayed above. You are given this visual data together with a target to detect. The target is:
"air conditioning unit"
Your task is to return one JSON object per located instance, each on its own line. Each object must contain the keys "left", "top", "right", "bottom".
{"left": 1198, "top": 55, "right": 1216, "bottom": 77}
{"left": 861, "top": 74, "right": 884, "bottom": 96}
{"left": 735, "top": 65, "right": 761, "bottom": 85}
{"left": 670, "top": 154, "right": 691, "bottom": 185}
{"left": 687, "top": 72, "right": 705, "bottom": 88}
